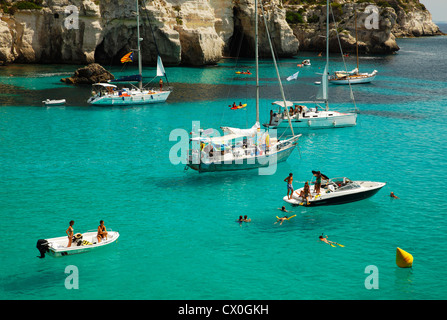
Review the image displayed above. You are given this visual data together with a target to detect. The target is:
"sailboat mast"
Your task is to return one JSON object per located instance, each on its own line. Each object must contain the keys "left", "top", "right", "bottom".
{"left": 325, "top": 0, "right": 329, "bottom": 111}
{"left": 136, "top": 0, "right": 143, "bottom": 90}
{"left": 255, "top": 0, "right": 259, "bottom": 124}
{"left": 259, "top": 1, "right": 294, "bottom": 136}
{"left": 355, "top": 10, "right": 359, "bottom": 71}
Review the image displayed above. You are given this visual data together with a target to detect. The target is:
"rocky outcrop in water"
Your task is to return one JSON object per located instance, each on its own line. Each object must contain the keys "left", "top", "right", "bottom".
{"left": 60, "top": 63, "right": 114, "bottom": 84}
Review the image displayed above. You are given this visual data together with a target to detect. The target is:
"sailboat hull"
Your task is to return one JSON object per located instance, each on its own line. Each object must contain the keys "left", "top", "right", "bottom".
{"left": 265, "top": 111, "right": 357, "bottom": 133}
{"left": 88, "top": 90, "right": 171, "bottom": 106}
{"left": 187, "top": 144, "right": 296, "bottom": 173}
{"left": 329, "top": 73, "right": 377, "bottom": 85}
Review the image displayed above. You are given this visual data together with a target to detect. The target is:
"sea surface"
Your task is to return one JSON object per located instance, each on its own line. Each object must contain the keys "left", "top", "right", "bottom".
{"left": 1, "top": 34, "right": 446, "bottom": 300}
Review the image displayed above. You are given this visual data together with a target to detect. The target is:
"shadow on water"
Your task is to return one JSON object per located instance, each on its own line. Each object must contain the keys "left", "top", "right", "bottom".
{"left": 358, "top": 110, "right": 425, "bottom": 120}
{"left": 0, "top": 83, "right": 92, "bottom": 107}
{"left": 394, "top": 267, "right": 415, "bottom": 297}
{"left": 1, "top": 268, "right": 65, "bottom": 295}
{"left": 149, "top": 168, "right": 264, "bottom": 190}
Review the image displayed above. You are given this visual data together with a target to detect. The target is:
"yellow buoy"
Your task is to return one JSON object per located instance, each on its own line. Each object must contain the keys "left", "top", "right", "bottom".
{"left": 396, "top": 247, "right": 413, "bottom": 268}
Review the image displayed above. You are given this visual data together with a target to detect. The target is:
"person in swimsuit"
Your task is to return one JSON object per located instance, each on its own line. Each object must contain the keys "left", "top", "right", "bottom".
{"left": 275, "top": 216, "right": 288, "bottom": 225}
{"left": 284, "top": 173, "right": 294, "bottom": 200}
{"left": 390, "top": 192, "right": 399, "bottom": 199}
{"left": 319, "top": 235, "right": 334, "bottom": 246}
{"left": 66, "top": 220, "right": 74, "bottom": 247}
{"left": 278, "top": 206, "right": 292, "bottom": 213}
{"left": 97, "top": 220, "right": 108, "bottom": 243}
{"left": 313, "top": 171, "right": 322, "bottom": 194}
{"left": 298, "top": 181, "right": 311, "bottom": 205}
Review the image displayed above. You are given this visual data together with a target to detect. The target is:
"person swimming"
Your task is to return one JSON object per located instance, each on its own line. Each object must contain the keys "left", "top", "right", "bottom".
{"left": 275, "top": 216, "right": 288, "bottom": 225}
{"left": 390, "top": 192, "right": 399, "bottom": 199}
{"left": 278, "top": 206, "right": 291, "bottom": 213}
{"left": 319, "top": 234, "right": 344, "bottom": 247}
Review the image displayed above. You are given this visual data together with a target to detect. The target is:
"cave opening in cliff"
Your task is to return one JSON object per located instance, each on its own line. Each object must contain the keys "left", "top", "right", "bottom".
{"left": 227, "top": 7, "right": 255, "bottom": 58}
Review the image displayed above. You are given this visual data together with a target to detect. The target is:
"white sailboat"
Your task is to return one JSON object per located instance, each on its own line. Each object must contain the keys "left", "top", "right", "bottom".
{"left": 329, "top": 10, "right": 377, "bottom": 85}
{"left": 263, "top": 0, "right": 357, "bottom": 133}
{"left": 185, "top": 0, "right": 301, "bottom": 173}
{"left": 87, "top": 0, "right": 171, "bottom": 106}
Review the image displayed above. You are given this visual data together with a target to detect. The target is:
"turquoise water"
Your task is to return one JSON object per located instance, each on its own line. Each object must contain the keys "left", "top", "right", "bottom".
{"left": 1, "top": 35, "right": 447, "bottom": 300}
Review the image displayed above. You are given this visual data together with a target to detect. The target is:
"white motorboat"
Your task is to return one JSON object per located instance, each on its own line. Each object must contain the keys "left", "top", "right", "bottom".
{"left": 283, "top": 177, "right": 385, "bottom": 207}
{"left": 302, "top": 59, "right": 311, "bottom": 66}
{"left": 36, "top": 231, "right": 119, "bottom": 258}
{"left": 42, "top": 99, "right": 66, "bottom": 106}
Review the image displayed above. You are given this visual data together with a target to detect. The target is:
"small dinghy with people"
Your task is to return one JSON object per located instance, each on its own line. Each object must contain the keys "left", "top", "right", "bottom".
{"left": 36, "top": 231, "right": 119, "bottom": 258}
{"left": 283, "top": 177, "right": 385, "bottom": 207}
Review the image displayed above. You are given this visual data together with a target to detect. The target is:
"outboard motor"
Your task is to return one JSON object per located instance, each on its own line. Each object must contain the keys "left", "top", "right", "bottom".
{"left": 36, "top": 239, "right": 49, "bottom": 258}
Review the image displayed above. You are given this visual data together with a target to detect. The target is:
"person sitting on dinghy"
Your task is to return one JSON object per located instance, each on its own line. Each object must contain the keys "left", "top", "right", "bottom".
{"left": 97, "top": 220, "right": 108, "bottom": 243}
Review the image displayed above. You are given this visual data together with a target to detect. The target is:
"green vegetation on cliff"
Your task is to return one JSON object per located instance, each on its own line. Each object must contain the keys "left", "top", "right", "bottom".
{"left": 1, "top": 0, "right": 43, "bottom": 14}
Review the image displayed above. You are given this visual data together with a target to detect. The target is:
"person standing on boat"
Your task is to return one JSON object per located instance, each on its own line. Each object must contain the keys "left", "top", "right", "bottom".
{"left": 159, "top": 78, "right": 163, "bottom": 91}
{"left": 97, "top": 220, "right": 108, "bottom": 243}
{"left": 284, "top": 173, "right": 294, "bottom": 200}
{"left": 66, "top": 220, "right": 74, "bottom": 247}
{"left": 313, "top": 171, "right": 322, "bottom": 194}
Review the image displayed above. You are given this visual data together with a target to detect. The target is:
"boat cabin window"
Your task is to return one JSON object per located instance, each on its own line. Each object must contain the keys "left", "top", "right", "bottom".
{"left": 329, "top": 178, "right": 359, "bottom": 192}
{"left": 337, "top": 183, "right": 360, "bottom": 191}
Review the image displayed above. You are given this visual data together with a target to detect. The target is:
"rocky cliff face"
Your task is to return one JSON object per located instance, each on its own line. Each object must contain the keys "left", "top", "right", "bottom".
{"left": 0, "top": 0, "right": 298, "bottom": 66}
{"left": 0, "top": 0, "right": 442, "bottom": 66}
{"left": 284, "top": 0, "right": 442, "bottom": 54}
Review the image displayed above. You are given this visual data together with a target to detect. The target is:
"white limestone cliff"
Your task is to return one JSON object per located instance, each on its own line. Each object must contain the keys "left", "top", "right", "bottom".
{"left": 0, "top": 0, "right": 298, "bottom": 65}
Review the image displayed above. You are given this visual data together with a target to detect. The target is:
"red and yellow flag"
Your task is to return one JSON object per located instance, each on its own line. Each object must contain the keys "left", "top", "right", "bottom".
{"left": 120, "top": 52, "right": 133, "bottom": 63}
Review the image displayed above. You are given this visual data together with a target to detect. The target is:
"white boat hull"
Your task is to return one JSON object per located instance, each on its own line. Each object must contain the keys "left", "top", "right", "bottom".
{"left": 43, "top": 99, "right": 66, "bottom": 106}
{"left": 45, "top": 231, "right": 119, "bottom": 257}
{"left": 265, "top": 111, "right": 357, "bottom": 133}
{"left": 187, "top": 143, "right": 296, "bottom": 172}
{"left": 88, "top": 90, "right": 170, "bottom": 106}
{"left": 329, "top": 72, "right": 377, "bottom": 85}
{"left": 187, "top": 135, "right": 300, "bottom": 173}
{"left": 284, "top": 180, "right": 385, "bottom": 207}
